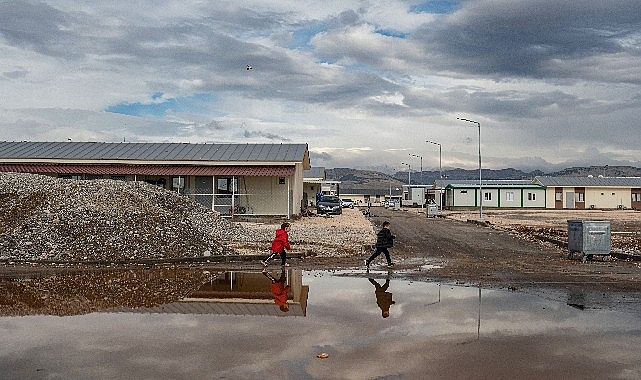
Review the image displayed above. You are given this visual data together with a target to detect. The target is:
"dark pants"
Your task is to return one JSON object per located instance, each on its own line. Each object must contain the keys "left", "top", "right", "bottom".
{"left": 263, "top": 250, "right": 287, "bottom": 265}
{"left": 367, "top": 247, "right": 392, "bottom": 265}
{"left": 262, "top": 269, "right": 286, "bottom": 284}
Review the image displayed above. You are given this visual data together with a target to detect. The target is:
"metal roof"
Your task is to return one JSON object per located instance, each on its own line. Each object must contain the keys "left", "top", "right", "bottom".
{"left": 534, "top": 176, "right": 641, "bottom": 187}
{"left": 436, "top": 179, "right": 535, "bottom": 187}
{"left": 339, "top": 188, "right": 403, "bottom": 196}
{"left": 446, "top": 183, "right": 544, "bottom": 189}
{"left": 303, "top": 167, "right": 326, "bottom": 180}
{"left": 0, "top": 164, "right": 295, "bottom": 176}
{"left": 111, "top": 300, "right": 306, "bottom": 317}
{"left": 0, "top": 141, "right": 309, "bottom": 164}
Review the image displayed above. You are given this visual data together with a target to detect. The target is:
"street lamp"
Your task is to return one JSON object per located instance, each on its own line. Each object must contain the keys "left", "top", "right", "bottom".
{"left": 400, "top": 162, "right": 411, "bottom": 185}
{"left": 425, "top": 140, "right": 442, "bottom": 180}
{"left": 426, "top": 140, "right": 442, "bottom": 210}
{"left": 410, "top": 153, "right": 425, "bottom": 210}
{"left": 409, "top": 154, "right": 423, "bottom": 184}
{"left": 457, "top": 117, "right": 482, "bottom": 222}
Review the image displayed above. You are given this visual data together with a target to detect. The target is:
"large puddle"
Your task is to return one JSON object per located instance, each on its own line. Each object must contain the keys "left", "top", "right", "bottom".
{"left": 1, "top": 268, "right": 641, "bottom": 379}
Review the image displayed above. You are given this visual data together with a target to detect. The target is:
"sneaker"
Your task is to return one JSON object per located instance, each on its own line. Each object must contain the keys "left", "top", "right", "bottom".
{"left": 260, "top": 260, "right": 268, "bottom": 267}
{"left": 364, "top": 259, "right": 369, "bottom": 268}
{"left": 282, "top": 263, "right": 290, "bottom": 268}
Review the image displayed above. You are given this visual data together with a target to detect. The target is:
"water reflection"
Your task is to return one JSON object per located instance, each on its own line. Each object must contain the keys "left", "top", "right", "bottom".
{"left": 368, "top": 275, "right": 395, "bottom": 318}
{"left": 263, "top": 269, "right": 291, "bottom": 313}
{"left": 1, "top": 270, "right": 641, "bottom": 379}
{"left": 0, "top": 267, "right": 209, "bottom": 316}
{"left": 121, "top": 270, "right": 309, "bottom": 316}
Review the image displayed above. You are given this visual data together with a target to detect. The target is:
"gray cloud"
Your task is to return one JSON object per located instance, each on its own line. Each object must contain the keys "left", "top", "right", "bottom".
{"left": 0, "top": 1, "right": 640, "bottom": 171}
{"left": 414, "top": 1, "right": 641, "bottom": 81}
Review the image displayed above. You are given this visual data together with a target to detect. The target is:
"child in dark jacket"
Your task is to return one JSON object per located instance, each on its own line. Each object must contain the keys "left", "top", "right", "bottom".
{"left": 365, "top": 221, "right": 396, "bottom": 268}
{"left": 261, "top": 222, "right": 292, "bottom": 268}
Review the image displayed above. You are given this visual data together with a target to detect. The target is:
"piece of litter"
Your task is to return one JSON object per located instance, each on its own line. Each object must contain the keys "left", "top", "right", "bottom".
{"left": 316, "top": 353, "right": 329, "bottom": 359}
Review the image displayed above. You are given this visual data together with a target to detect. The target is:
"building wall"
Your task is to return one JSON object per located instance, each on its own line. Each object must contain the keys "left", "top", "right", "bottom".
{"left": 498, "top": 189, "right": 521, "bottom": 208}
{"left": 546, "top": 186, "right": 631, "bottom": 209}
{"left": 481, "top": 189, "right": 499, "bottom": 208}
{"left": 521, "top": 189, "right": 546, "bottom": 208}
{"left": 585, "top": 187, "right": 631, "bottom": 209}
{"left": 451, "top": 188, "right": 477, "bottom": 207}
{"left": 292, "top": 163, "right": 305, "bottom": 215}
{"left": 545, "top": 187, "right": 558, "bottom": 209}
{"left": 449, "top": 187, "right": 546, "bottom": 209}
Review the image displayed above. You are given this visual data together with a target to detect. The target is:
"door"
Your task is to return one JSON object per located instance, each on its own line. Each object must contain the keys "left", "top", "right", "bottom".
{"left": 565, "top": 192, "right": 575, "bottom": 209}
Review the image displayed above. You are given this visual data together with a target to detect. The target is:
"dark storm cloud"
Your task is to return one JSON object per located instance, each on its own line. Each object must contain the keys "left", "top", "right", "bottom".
{"left": 0, "top": 1, "right": 79, "bottom": 57}
{"left": 414, "top": 1, "right": 641, "bottom": 81}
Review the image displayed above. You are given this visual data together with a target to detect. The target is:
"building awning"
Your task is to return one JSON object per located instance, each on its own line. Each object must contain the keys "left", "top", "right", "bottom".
{"left": 0, "top": 164, "right": 296, "bottom": 177}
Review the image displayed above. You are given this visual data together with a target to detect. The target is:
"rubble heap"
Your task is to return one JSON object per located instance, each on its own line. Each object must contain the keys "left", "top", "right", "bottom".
{"left": 0, "top": 172, "right": 262, "bottom": 262}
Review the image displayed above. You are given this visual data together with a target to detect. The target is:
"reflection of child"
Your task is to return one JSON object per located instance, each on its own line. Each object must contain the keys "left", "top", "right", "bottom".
{"left": 369, "top": 277, "right": 395, "bottom": 318}
{"left": 261, "top": 222, "right": 292, "bottom": 268}
{"left": 262, "top": 269, "right": 291, "bottom": 312}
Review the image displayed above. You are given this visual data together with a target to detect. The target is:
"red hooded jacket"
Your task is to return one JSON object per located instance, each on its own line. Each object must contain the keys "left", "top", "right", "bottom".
{"left": 270, "top": 282, "right": 291, "bottom": 306}
{"left": 271, "top": 228, "right": 291, "bottom": 253}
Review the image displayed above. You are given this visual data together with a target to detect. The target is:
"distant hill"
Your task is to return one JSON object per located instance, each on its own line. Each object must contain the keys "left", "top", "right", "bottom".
{"left": 326, "top": 168, "right": 404, "bottom": 190}
{"left": 546, "top": 166, "right": 641, "bottom": 177}
{"left": 326, "top": 165, "right": 641, "bottom": 189}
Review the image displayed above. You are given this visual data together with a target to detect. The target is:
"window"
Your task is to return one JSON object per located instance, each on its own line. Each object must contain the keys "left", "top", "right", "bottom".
{"left": 216, "top": 177, "right": 237, "bottom": 194}
{"left": 577, "top": 193, "right": 585, "bottom": 202}
{"left": 460, "top": 190, "right": 468, "bottom": 194}
{"left": 172, "top": 177, "right": 184, "bottom": 189}
{"left": 279, "top": 177, "right": 286, "bottom": 184}
{"left": 528, "top": 192, "right": 536, "bottom": 201}
{"left": 633, "top": 193, "right": 641, "bottom": 202}
{"left": 110, "top": 175, "right": 125, "bottom": 181}
{"left": 484, "top": 192, "right": 492, "bottom": 201}
{"left": 555, "top": 192, "right": 562, "bottom": 201}
{"left": 505, "top": 192, "right": 514, "bottom": 202}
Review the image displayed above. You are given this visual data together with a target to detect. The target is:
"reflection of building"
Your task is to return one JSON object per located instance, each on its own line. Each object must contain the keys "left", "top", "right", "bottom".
{"left": 131, "top": 270, "right": 309, "bottom": 317}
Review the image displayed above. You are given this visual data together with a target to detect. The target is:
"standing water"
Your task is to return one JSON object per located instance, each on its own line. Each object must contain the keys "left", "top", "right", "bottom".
{"left": 1, "top": 268, "right": 640, "bottom": 379}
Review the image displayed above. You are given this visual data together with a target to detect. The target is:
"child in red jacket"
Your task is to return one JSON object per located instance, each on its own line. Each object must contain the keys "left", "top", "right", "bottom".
{"left": 261, "top": 222, "right": 291, "bottom": 268}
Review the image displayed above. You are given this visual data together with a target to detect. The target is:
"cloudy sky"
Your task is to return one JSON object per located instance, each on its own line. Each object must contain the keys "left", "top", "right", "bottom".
{"left": 1, "top": 1, "right": 640, "bottom": 173}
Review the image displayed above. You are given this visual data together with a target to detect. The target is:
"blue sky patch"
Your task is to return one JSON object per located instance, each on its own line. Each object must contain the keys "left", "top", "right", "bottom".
{"left": 288, "top": 22, "right": 328, "bottom": 50}
{"left": 106, "top": 93, "right": 217, "bottom": 118}
{"left": 410, "top": 0, "right": 459, "bottom": 14}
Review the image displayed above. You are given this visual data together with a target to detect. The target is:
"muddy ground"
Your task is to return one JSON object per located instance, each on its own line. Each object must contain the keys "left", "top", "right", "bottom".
{"left": 3, "top": 206, "right": 641, "bottom": 297}
{"left": 278, "top": 207, "right": 641, "bottom": 296}
{"left": 364, "top": 207, "right": 641, "bottom": 293}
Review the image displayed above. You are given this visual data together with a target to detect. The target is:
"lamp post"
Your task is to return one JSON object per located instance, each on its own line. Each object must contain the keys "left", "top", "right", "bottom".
{"left": 401, "top": 162, "right": 411, "bottom": 185}
{"left": 457, "top": 117, "right": 482, "bottom": 222}
{"left": 426, "top": 140, "right": 442, "bottom": 210}
{"left": 410, "top": 153, "right": 424, "bottom": 210}
{"left": 425, "top": 140, "right": 442, "bottom": 180}
{"left": 409, "top": 154, "right": 423, "bottom": 184}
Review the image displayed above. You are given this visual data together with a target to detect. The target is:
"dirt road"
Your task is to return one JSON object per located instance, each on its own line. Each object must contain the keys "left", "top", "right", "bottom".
{"left": 367, "top": 207, "right": 641, "bottom": 294}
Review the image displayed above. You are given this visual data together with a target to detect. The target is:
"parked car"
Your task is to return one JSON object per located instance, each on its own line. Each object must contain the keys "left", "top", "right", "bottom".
{"left": 316, "top": 195, "right": 342, "bottom": 215}
{"left": 341, "top": 198, "right": 355, "bottom": 208}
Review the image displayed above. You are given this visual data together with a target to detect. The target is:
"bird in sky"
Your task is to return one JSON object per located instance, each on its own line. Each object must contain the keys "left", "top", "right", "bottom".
{"left": 246, "top": 65, "right": 253, "bottom": 70}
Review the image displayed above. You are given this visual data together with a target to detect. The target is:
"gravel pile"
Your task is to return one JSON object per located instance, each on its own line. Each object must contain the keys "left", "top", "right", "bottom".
{"left": 0, "top": 172, "right": 376, "bottom": 263}
{"left": 0, "top": 172, "right": 263, "bottom": 262}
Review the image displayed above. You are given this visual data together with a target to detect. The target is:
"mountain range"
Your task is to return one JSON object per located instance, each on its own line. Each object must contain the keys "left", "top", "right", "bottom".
{"left": 326, "top": 166, "right": 641, "bottom": 190}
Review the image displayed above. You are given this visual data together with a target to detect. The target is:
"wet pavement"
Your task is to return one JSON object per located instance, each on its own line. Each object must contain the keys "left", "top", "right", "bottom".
{"left": 1, "top": 268, "right": 641, "bottom": 379}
